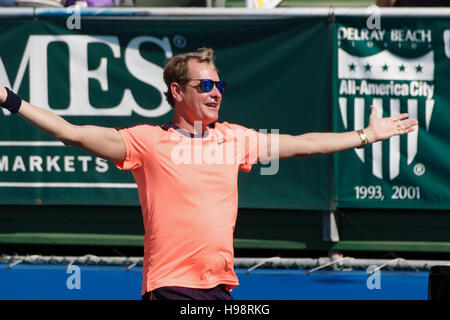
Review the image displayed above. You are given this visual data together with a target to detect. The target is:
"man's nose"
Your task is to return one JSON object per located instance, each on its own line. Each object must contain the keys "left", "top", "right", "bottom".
{"left": 210, "top": 85, "right": 222, "bottom": 99}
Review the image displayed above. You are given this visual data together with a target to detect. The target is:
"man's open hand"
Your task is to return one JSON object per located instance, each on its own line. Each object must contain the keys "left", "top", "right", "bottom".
{"left": 365, "top": 105, "right": 419, "bottom": 143}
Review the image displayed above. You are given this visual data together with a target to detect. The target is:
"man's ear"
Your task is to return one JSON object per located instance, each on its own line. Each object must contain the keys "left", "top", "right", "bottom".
{"left": 171, "top": 82, "right": 183, "bottom": 103}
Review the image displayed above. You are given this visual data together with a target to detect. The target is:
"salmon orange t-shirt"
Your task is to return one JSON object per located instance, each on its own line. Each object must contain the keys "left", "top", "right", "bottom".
{"left": 114, "top": 121, "right": 267, "bottom": 295}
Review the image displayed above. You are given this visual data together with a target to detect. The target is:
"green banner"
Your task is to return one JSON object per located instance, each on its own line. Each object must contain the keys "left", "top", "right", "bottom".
{"left": 1, "top": 10, "right": 449, "bottom": 210}
{"left": 333, "top": 16, "right": 450, "bottom": 209}
{"left": 0, "top": 14, "right": 331, "bottom": 209}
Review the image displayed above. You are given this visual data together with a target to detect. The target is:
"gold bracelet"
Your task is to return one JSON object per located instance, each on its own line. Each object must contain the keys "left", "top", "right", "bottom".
{"left": 356, "top": 129, "right": 369, "bottom": 149}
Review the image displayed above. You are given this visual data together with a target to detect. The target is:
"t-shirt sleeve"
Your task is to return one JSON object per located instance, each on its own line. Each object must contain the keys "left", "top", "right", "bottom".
{"left": 235, "top": 126, "right": 268, "bottom": 173}
{"left": 114, "top": 125, "right": 154, "bottom": 170}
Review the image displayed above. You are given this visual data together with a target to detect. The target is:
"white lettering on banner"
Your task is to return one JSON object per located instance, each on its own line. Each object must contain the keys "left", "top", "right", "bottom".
{"left": 339, "top": 80, "right": 434, "bottom": 100}
{"left": 337, "top": 27, "right": 432, "bottom": 43}
{"left": 77, "top": 155, "right": 91, "bottom": 172}
{"left": 47, "top": 155, "right": 62, "bottom": 172}
{"left": 0, "top": 35, "right": 173, "bottom": 117}
{"left": 0, "top": 155, "right": 7, "bottom": 171}
{"left": 0, "top": 155, "right": 109, "bottom": 173}
{"left": 122, "top": 36, "right": 173, "bottom": 117}
{"left": 65, "top": 156, "right": 76, "bottom": 172}
{"left": 12, "top": 156, "right": 26, "bottom": 172}
{"left": 444, "top": 30, "right": 450, "bottom": 59}
{"left": 95, "top": 158, "right": 109, "bottom": 173}
{"left": 29, "top": 156, "right": 43, "bottom": 172}
{"left": 337, "top": 27, "right": 386, "bottom": 42}
{"left": 390, "top": 29, "right": 432, "bottom": 42}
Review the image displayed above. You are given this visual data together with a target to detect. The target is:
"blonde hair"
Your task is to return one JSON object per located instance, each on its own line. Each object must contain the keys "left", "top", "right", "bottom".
{"left": 163, "top": 47, "right": 217, "bottom": 107}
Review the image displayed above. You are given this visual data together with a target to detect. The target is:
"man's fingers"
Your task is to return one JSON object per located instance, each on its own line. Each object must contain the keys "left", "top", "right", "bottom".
{"left": 392, "top": 113, "right": 410, "bottom": 122}
{"left": 405, "top": 118, "right": 419, "bottom": 127}
{"left": 396, "top": 118, "right": 419, "bottom": 135}
{"left": 369, "top": 105, "right": 377, "bottom": 117}
{"left": 399, "top": 126, "right": 416, "bottom": 135}
{"left": 399, "top": 118, "right": 419, "bottom": 129}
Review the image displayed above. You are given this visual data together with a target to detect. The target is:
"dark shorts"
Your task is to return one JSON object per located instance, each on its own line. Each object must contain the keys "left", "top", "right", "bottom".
{"left": 142, "top": 285, "right": 233, "bottom": 300}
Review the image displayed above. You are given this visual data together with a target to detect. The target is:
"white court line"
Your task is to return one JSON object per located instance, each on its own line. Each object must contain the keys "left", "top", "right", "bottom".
{"left": 0, "top": 142, "right": 134, "bottom": 188}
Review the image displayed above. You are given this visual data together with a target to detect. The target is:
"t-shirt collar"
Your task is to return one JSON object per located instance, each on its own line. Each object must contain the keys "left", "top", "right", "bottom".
{"left": 161, "top": 121, "right": 216, "bottom": 138}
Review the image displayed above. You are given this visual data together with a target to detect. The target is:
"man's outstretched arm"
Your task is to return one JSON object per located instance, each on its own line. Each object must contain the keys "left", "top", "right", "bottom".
{"left": 264, "top": 105, "right": 419, "bottom": 160}
{"left": 0, "top": 86, "right": 126, "bottom": 162}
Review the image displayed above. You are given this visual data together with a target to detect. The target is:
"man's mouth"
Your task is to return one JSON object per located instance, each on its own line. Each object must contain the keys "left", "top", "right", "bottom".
{"left": 205, "top": 103, "right": 218, "bottom": 109}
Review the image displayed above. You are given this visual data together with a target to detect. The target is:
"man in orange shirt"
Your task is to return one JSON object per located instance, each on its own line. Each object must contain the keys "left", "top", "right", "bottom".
{"left": 0, "top": 48, "right": 417, "bottom": 300}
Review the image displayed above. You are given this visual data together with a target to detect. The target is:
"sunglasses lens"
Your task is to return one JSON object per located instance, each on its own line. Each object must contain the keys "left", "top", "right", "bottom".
{"left": 216, "top": 81, "right": 226, "bottom": 94}
{"left": 198, "top": 79, "right": 226, "bottom": 94}
{"left": 200, "top": 80, "right": 214, "bottom": 93}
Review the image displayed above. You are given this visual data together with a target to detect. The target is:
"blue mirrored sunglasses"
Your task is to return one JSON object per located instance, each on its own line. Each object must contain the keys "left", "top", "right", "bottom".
{"left": 184, "top": 79, "right": 226, "bottom": 94}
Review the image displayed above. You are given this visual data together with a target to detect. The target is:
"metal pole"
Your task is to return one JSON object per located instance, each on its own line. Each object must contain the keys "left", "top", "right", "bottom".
{"left": 323, "top": 210, "right": 340, "bottom": 242}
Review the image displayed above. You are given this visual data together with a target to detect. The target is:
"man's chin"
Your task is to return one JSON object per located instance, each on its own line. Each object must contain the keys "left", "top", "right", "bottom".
{"left": 203, "top": 113, "right": 219, "bottom": 125}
